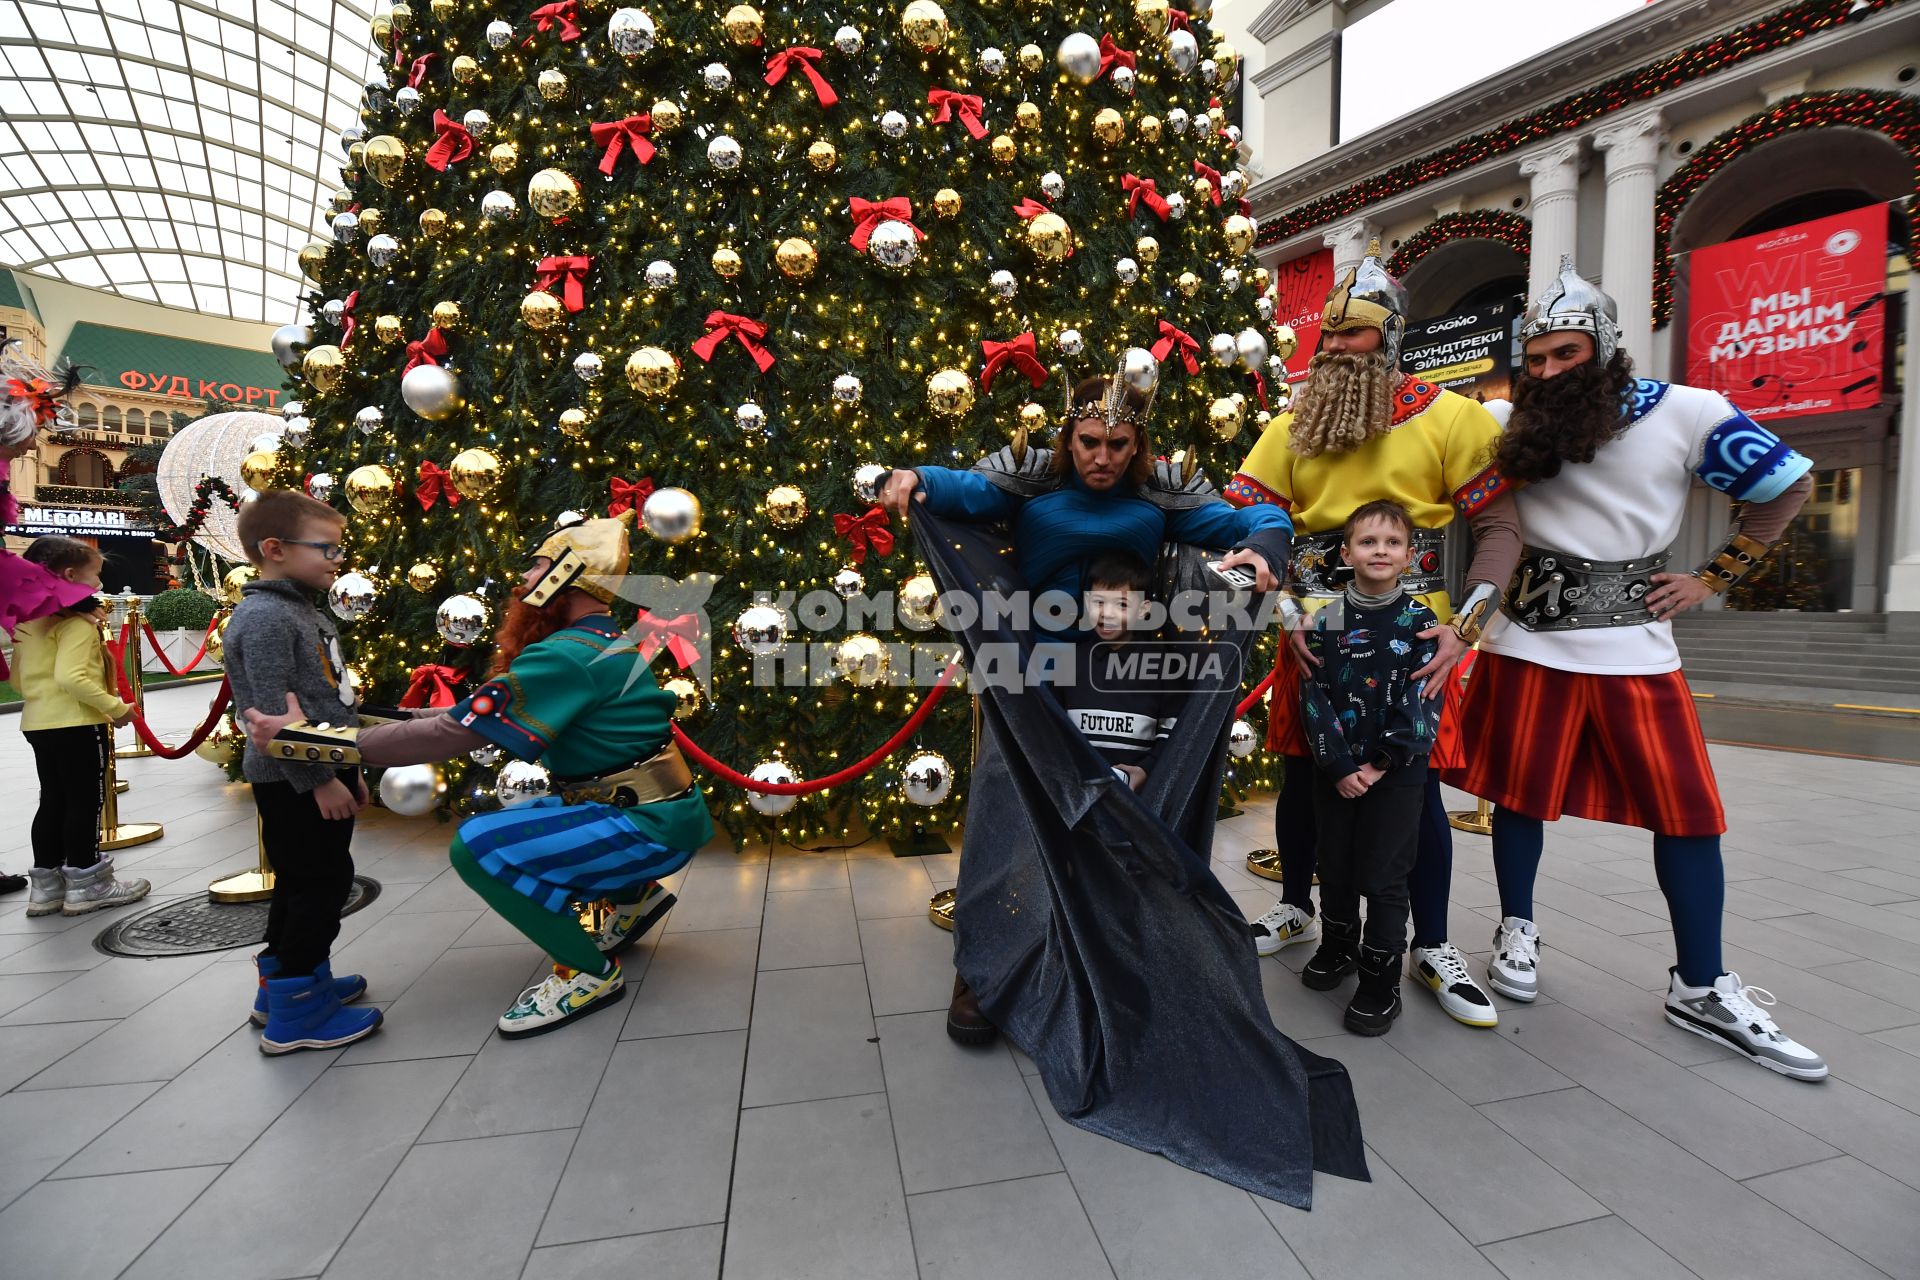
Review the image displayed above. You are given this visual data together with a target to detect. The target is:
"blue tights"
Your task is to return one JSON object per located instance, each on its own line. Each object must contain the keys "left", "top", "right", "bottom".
{"left": 1490, "top": 806, "right": 1724, "bottom": 986}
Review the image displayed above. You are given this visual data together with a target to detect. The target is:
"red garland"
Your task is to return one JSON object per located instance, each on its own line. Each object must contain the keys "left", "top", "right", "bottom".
{"left": 525, "top": 0, "right": 583, "bottom": 43}
{"left": 1151, "top": 319, "right": 1201, "bottom": 374}
{"left": 1122, "top": 174, "right": 1170, "bottom": 221}
{"left": 1385, "top": 209, "right": 1532, "bottom": 278}
{"left": 403, "top": 326, "right": 449, "bottom": 373}
{"left": 406, "top": 53, "right": 437, "bottom": 88}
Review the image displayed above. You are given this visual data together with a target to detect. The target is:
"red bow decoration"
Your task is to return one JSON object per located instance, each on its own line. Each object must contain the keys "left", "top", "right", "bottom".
{"left": 4, "top": 377, "right": 62, "bottom": 428}
{"left": 1192, "top": 160, "right": 1223, "bottom": 205}
{"left": 1012, "top": 197, "right": 1051, "bottom": 219}
{"left": 525, "top": 0, "right": 583, "bottom": 42}
{"left": 425, "top": 111, "right": 473, "bottom": 171}
{"left": 406, "top": 53, "right": 438, "bottom": 88}
{"left": 533, "top": 255, "right": 592, "bottom": 312}
{"left": 1168, "top": 8, "right": 1190, "bottom": 29}
{"left": 590, "top": 114, "right": 655, "bottom": 173}
{"left": 635, "top": 610, "right": 702, "bottom": 669}
{"left": 847, "top": 196, "right": 923, "bottom": 252}
{"left": 691, "top": 312, "right": 776, "bottom": 372}
{"left": 980, "top": 333, "right": 1048, "bottom": 391}
{"left": 338, "top": 290, "right": 361, "bottom": 349}
{"left": 403, "top": 326, "right": 449, "bottom": 373}
{"left": 927, "top": 88, "right": 986, "bottom": 139}
{"left": 1122, "top": 174, "right": 1170, "bottom": 221}
{"left": 765, "top": 47, "right": 837, "bottom": 107}
{"left": 1247, "top": 370, "right": 1270, "bottom": 410}
{"left": 1097, "top": 34, "right": 1136, "bottom": 79}
{"left": 416, "top": 460, "right": 463, "bottom": 511}
{"left": 400, "top": 663, "right": 463, "bottom": 708}
{"left": 1151, "top": 320, "right": 1201, "bottom": 374}
{"left": 609, "top": 475, "right": 655, "bottom": 517}
{"left": 833, "top": 506, "right": 895, "bottom": 565}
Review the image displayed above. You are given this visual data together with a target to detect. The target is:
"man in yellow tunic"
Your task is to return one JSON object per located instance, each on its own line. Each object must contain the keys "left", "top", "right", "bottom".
{"left": 1216, "top": 244, "right": 1520, "bottom": 1028}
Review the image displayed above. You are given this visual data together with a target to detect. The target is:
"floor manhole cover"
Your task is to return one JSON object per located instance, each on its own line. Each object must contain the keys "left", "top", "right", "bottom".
{"left": 96, "top": 876, "right": 381, "bottom": 957}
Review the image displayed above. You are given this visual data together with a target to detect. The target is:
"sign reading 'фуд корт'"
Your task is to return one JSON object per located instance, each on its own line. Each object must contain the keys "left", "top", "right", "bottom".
{"left": 111, "top": 369, "right": 284, "bottom": 408}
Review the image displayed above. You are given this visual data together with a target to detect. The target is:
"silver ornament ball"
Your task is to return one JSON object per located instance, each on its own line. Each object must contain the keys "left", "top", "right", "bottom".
{"left": 327, "top": 572, "right": 377, "bottom": 622}
{"left": 644, "top": 259, "right": 677, "bottom": 290}
{"left": 702, "top": 62, "right": 733, "bottom": 92}
{"left": 1112, "top": 65, "right": 1136, "bottom": 95}
{"left": 867, "top": 219, "right": 919, "bottom": 269}
{"left": 306, "top": 472, "right": 336, "bottom": 502}
{"left": 1200, "top": 57, "right": 1219, "bottom": 86}
{"left": 1056, "top": 32, "right": 1101, "bottom": 84}
{"left": 746, "top": 760, "right": 797, "bottom": 815}
{"left": 354, "top": 405, "right": 385, "bottom": 436}
{"left": 1165, "top": 191, "right": 1188, "bottom": 220}
{"left": 1119, "top": 346, "right": 1160, "bottom": 393}
{"left": 462, "top": 108, "right": 492, "bottom": 139}
{"left": 833, "top": 24, "right": 862, "bottom": 54}
{"left": 486, "top": 19, "right": 513, "bottom": 47}
{"left": 1227, "top": 718, "right": 1258, "bottom": 758}
{"left": 608, "top": 8, "right": 656, "bottom": 56}
{"left": 733, "top": 604, "right": 788, "bottom": 657}
{"left": 270, "top": 324, "right": 313, "bottom": 369}
{"left": 1256, "top": 295, "right": 1275, "bottom": 322}
{"left": 1115, "top": 256, "right": 1139, "bottom": 285}
{"left": 395, "top": 85, "right": 420, "bottom": 116}
{"left": 978, "top": 46, "right": 1006, "bottom": 76}
{"left": 1168, "top": 29, "right": 1199, "bottom": 74}
{"left": 879, "top": 110, "right": 909, "bottom": 140}
{"left": 379, "top": 763, "right": 443, "bottom": 816}
{"left": 707, "top": 135, "right": 742, "bottom": 171}
{"left": 1235, "top": 328, "right": 1270, "bottom": 371}
{"left": 572, "top": 351, "right": 603, "bottom": 382}
{"left": 495, "top": 760, "right": 552, "bottom": 807}
{"left": 479, "top": 189, "right": 518, "bottom": 222}
{"left": 1040, "top": 171, "right": 1066, "bottom": 201}
{"left": 321, "top": 298, "right": 346, "bottom": 325}
{"left": 901, "top": 750, "right": 954, "bottom": 805}
{"left": 1167, "top": 106, "right": 1190, "bottom": 134}
{"left": 988, "top": 269, "right": 1018, "bottom": 300}
{"left": 831, "top": 566, "right": 865, "bottom": 599}
{"left": 1221, "top": 266, "right": 1242, "bottom": 292}
{"left": 640, "top": 486, "right": 703, "bottom": 542}
{"left": 1056, "top": 328, "right": 1085, "bottom": 357}
{"left": 331, "top": 211, "right": 359, "bottom": 243}
{"left": 401, "top": 363, "right": 464, "bottom": 420}
{"left": 367, "top": 233, "right": 400, "bottom": 268}
{"left": 832, "top": 373, "right": 864, "bottom": 405}
{"left": 436, "top": 594, "right": 490, "bottom": 647}
{"left": 469, "top": 743, "right": 504, "bottom": 767}
{"left": 735, "top": 401, "right": 768, "bottom": 434}
{"left": 852, "top": 462, "right": 889, "bottom": 503}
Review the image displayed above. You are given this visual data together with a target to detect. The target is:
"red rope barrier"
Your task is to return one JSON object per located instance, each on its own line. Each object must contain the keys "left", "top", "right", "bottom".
{"left": 1234, "top": 662, "right": 1277, "bottom": 717}
{"left": 139, "top": 616, "right": 219, "bottom": 676}
{"left": 674, "top": 663, "right": 962, "bottom": 794}
{"left": 105, "top": 624, "right": 234, "bottom": 759}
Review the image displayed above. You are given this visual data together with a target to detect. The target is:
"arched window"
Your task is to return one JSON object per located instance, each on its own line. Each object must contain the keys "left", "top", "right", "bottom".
{"left": 102, "top": 406, "right": 121, "bottom": 430}
{"left": 58, "top": 448, "right": 110, "bottom": 487}
{"left": 125, "top": 408, "right": 145, "bottom": 436}
{"left": 149, "top": 411, "right": 169, "bottom": 436}
{"left": 75, "top": 402, "right": 99, "bottom": 429}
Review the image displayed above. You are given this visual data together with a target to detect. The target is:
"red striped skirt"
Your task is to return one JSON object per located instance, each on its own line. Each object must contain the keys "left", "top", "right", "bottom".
{"left": 1442, "top": 650, "right": 1725, "bottom": 837}
{"left": 1262, "top": 648, "right": 1469, "bottom": 771}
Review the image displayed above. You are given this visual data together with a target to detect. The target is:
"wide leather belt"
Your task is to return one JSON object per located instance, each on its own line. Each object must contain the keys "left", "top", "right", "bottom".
{"left": 1504, "top": 545, "right": 1669, "bottom": 632}
{"left": 1289, "top": 527, "right": 1446, "bottom": 597}
{"left": 556, "top": 741, "right": 694, "bottom": 807}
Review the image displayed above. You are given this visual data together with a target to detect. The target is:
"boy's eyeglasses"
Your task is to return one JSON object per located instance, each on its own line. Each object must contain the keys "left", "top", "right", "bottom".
{"left": 279, "top": 539, "right": 346, "bottom": 561}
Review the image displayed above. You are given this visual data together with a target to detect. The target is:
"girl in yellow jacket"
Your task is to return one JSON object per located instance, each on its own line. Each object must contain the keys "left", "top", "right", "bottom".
{"left": 11, "top": 536, "right": 150, "bottom": 917}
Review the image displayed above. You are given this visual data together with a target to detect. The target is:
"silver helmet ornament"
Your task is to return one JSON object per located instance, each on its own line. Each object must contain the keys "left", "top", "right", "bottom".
{"left": 1520, "top": 254, "right": 1622, "bottom": 365}
{"left": 1319, "top": 239, "right": 1410, "bottom": 366}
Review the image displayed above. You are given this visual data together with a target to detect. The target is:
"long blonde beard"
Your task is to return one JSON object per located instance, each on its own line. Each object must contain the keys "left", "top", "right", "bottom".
{"left": 1288, "top": 350, "right": 1396, "bottom": 458}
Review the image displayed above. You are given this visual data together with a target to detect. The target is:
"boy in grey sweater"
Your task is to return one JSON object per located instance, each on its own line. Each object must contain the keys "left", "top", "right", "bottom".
{"left": 222, "top": 489, "right": 381, "bottom": 1054}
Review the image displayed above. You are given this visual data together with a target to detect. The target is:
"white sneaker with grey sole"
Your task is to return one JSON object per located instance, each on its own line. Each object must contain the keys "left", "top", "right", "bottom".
{"left": 1488, "top": 916, "right": 1540, "bottom": 1002}
{"left": 1664, "top": 970, "right": 1827, "bottom": 1081}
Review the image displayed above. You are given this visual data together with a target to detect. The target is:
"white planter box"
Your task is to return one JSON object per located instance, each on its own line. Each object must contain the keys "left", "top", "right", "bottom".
{"left": 143, "top": 627, "right": 222, "bottom": 674}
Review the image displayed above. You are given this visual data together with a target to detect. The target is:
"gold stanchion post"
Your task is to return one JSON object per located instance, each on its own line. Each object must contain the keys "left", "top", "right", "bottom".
{"left": 208, "top": 814, "right": 275, "bottom": 903}
{"left": 97, "top": 727, "right": 162, "bottom": 850}
{"left": 112, "top": 589, "right": 153, "bottom": 760}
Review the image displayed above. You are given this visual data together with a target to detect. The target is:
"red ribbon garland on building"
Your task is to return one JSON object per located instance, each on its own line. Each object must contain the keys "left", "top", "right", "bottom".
{"left": 415, "top": 460, "right": 463, "bottom": 511}
{"left": 1122, "top": 174, "right": 1170, "bottom": 220}
{"left": 833, "top": 506, "right": 895, "bottom": 564}
{"left": 979, "top": 333, "right": 1048, "bottom": 391}
{"left": 399, "top": 663, "right": 464, "bottom": 707}
{"left": 425, "top": 111, "right": 473, "bottom": 170}
{"left": 635, "top": 610, "right": 702, "bottom": 669}
{"left": 691, "top": 312, "right": 775, "bottom": 372}
{"left": 533, "top": 255, "right": 592, "bottom": 312}
{"left": 525, "top": 0, "right": 583, "bottom": 43}
{"left": 765, "top": 47, "right": 837, "bottom": 107}
{"left": 403, "top": 326, "right": 449, "bottom": 373}
{"left": 1151, "top": 319, "right": 1201, "bottom": 374}
{"left": 847, "top": 196, "right": 922, "bottom": 251}
{"left": 927, "top": 88, "right": 986, "bottom": 139}
{"left": 1097, "top": 34, "right": 1136, "bottom": 79}
{"left": 590, "top": 115, "right": 655, "bottom": 172}
{"left": 608, "top": 475, "right": 655, "bottom": 517}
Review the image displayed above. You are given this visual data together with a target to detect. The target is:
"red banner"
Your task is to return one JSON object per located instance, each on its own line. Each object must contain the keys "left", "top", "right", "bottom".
{"left": 1271, "top": 247, "right": 1334, "bottom": 383}
{"left": 1685, "top": 204, "right": 1887, "bottom": 422}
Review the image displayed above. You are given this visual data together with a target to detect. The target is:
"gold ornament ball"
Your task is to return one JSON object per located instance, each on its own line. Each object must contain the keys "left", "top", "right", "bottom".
{"left": 419, "top": 208, "right": 449, "bottom": 238}
{"left": 298, "top": 241, "right": 330, "bottom": 282}
{"left": 711, "top": 246, "right": 743, "bottom": 279}
{"left": 1017, "top": 401, "right": 1049, "bottom": 433}
{"left": 763, "top": 484, "right": 808, "bottom": 528}
{"left": 240, "top": 450, "right": 280, "bottom": 490}
{"left": 407, "top": 562, "right": 441, "bottom": 593}
{"left": 369, "top": 11, "right": 391, "bottom": 40}
{"left": 346, "top": 140, "right": 366, "bottom": 171}
{"left": 431, "top": 299, "right": 463, "bottom": 329}
{"left": 388, "top": 2, "right": 413, "bottom": 30}
{"left": 1176, "top": 270, "right": 1201, "bottom": 297}
{"left": 1135, "top": 235, "right": 1160, "bottom": 264}
{"left": 195, "top": 721, "right": 240, "bottom": 766}
{"left": 664, "top": 676, "right": 702, "bottom": 720}
{"left": 429, "top": 0, "right": 456, "bottom": 19}
{"left": 357, "top": 208, "right": 384, "bottom": 236}
{"left": 641, "top": 486, "right": 704, "bottom": 542}
{"left": 220, "top": 565, "right": 256, "bottom": 605}
{"left": 900, "top": 0, "right": 948, "bottom": 52}
{"left": 990, "top": 133, "right": 1017, "bottom": 164}
{"left": 1213, "top": 40, "right": 1239, "bottom": 81}
{"left": 521, "top": 290, "right": 565, "bottom": 330}
{"left": 373, "top": 314, "right": 404, "bottom": 344}
{"left": 775, "top": 237, "right": 818, "bottom": 280}
{"left": 1207, "top": 104, "right": 1226, "bottom": 131}
{"left": 1014, "top": 101, "right": 1041, "bottom": 131}
{"left": 206, "top": 613, "right": 230, "bottom": 662}
{"left": 625, "top": 346, "right": 680, "bottom": 397}
{"left": 1017, "top": 42, "right": 1043, "bottom": 73}
{"left": 933, "top": 188, "right": 962, "bottom": 218}
{"left": 651, "top": 99, "right": 682, "bottom": 132}
{"left": 449, "top": 447, "right": 503, "bottom": 499}
{"left": 1140, "top": 114, "right": 1163, "bottom": 143}
{"left": 1253, "top": 409, "right": 1273, "bottom": 434}
{"left": 1207, "top": 396, "right": 1246, "bottom": 439}
{"left": 557, "top": 407, "right": 590, "bottom": 438}
{"left": 899, "top": 573, "right": 941, "bottom": 629}
{"left": 834, "top": 633, "right": 891, "bottom": 687}
{"left": 1271, "top": 324, "right": 1299, "bottom": 362}
{"left": 528, "top": 168, "right": 581, "bottom": 219}
{"left": 1134, "top": 0, "right": 1170, "bottom": 37}
{"left": 537, "top": 68, "right": 569, "bottom": 101}
{"left": 1191, "top": 175, "right": 1215, "bottom": 205}
{"left": 488, "top": 142, "right": 519, "bottom": 173}
{"left": 451, "top": 54, "right": 479, "bottom": 83}
{"left": 806, "top": 139, "right": 836, "bottom": 171}
{"left": 330, "top": 187, "right": 354, "bottom": 212}
{"left": 1249, "top": 266, "right": 1272, "bottom": 293}
{"left": 1025, "top": 211, "right": 1072, "bottom": 263}
{"left": 723, "top": 3, "right": 763, "bottom": 44}
{"left": 345, "top": 464, "right": 399, "bottom": 514}
{"left": 301, "top": 344, "right": 345, "bottom": 392}
{"left": 1091, "top": 108, "right": 1126, "bottom": 146}
{"left": 927, "top": 368, "right": 976, "bottom": 418}
{"left": 1222, "top": 213, "right": 1256, "bottom": 257}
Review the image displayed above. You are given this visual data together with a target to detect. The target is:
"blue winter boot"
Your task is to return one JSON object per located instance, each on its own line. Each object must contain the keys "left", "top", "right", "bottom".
{"left": 252, "top": 954, "right": 370, "bottom": 1026}
{"left": 259, "top": 973, "right": 382, "bottom": 1054}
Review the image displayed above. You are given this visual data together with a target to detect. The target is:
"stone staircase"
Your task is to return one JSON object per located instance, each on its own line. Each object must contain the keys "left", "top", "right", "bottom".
{"left": 1673, "top": 612, "right": 1920, "bottom": 699}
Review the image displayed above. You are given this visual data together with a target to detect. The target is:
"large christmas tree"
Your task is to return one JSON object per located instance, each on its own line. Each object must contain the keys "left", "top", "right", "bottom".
{"left": 275, "top": 0, "right": 1284, "bottom": 845}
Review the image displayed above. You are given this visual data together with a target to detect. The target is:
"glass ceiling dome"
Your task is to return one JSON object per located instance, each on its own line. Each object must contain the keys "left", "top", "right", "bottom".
{"left": 0, "top": 0, "right": 382, "bottom": 324}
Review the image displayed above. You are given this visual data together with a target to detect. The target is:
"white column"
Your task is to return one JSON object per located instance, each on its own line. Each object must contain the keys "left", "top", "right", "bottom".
{"left": 1519, "top": 139, "right": 1584, "bottom": 298}
{"left": 1883, "top": 323, "right": 1920, "bottom": 620}
{"left": 1594, "top": 107, "right": 1666, "bottom": 364}
{"left": 1323, "top": 217, "right": 1378, "bottom": 277}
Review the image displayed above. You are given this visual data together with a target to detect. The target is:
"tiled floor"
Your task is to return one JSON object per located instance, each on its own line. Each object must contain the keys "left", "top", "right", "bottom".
{"left": 3, "top": 683, "right": 1918, "bottom": 1279}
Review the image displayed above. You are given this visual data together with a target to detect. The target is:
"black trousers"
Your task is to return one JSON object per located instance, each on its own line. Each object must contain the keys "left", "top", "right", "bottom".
{"left": 1310, "top": 768, "right": 1427, "bottom": 955}
{"left": 253, "top": 772, "right": 357, "bottom": 978}
{"left": 1276, "top": 755, "right": 1455, "bottom": 949}
{"left": 26, "top": 724, "right": 110, "bottom": 870}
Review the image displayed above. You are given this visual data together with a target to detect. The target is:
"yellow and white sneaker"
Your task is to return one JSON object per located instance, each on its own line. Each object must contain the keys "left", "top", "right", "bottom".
{"left": 588, "top": 884, "right": 676, "bottom": 957}
{"left": 497, "top": 962, "right": 624, "bottom": 1039}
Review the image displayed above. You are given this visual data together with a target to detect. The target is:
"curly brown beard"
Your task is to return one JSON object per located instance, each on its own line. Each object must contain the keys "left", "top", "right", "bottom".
{"left": 488, "top": 584, "right": 574, "bottom": 675}
{"left": 1497, "top": 351, "right": 1638, "bottom": 484}
{"left": 1288, "top": 350, "right": 1396, "bottom": 458}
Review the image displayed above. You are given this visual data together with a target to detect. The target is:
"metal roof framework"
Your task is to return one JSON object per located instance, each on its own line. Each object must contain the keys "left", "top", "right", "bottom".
{"left": 0, "top": 0, "right": 381, "bottom": 324}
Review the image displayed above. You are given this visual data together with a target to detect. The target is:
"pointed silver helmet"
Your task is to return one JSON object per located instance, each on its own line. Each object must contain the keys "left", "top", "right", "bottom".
{"left": 1320, "top": 239, "right": 1409, "bottom": 366}
{"left": 1520, "top": 255, "right": 1621, "bottom": 364}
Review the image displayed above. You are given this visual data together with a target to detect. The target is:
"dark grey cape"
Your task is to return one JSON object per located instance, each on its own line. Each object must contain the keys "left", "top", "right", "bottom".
{"left": 910, "top": 501, "right": 1368, "bottom": 1209}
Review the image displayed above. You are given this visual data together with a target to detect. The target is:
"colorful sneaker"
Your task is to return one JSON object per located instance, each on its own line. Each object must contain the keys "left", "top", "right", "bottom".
{"left": 1665, "top": 971, "right": 1828, "bottom": 1081}
{"left": 61, "top": 856, "right": 150, "bottom": 916}
{"left": 1488, "top": 917, "right": 1541, "bottom": 1002}
{"left": 589, "top": 884, "right": 676, "bottom": 957}
{"left": 1411, "top": 943, "right": 1499, "bottom": 1028}
{"left": 1251, "top": 903, "right": 1319, "bottom": 957}
{"left": 498, "top": 962, "right": 625, "bottom": 1039}
{"left": 26, "top": 868, "right": 66, "bottom": 917}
